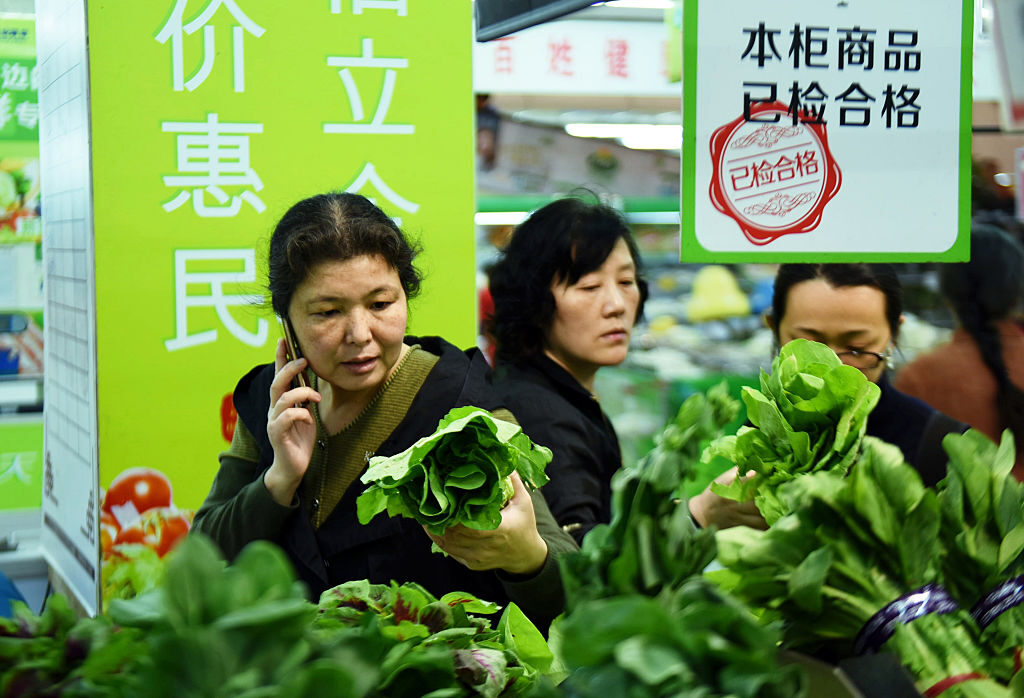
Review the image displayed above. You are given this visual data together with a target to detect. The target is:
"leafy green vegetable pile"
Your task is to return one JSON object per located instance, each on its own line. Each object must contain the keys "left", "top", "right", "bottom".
{"left": 555, "top": 579, "right": 804, "bottom": 698}
{"left": 315, "top": 580, "right": 554, "bottom": 697}
{"left": 1, "top": 594, "right": 142, "bottom": 696}
{"left": 1, "top": 534, "right": 555, "bottom": 697}
{"left": 560, "top": 387, "right": 737, "bottom": 605}
{"left": 714, "top": 436, "right": 1016, "bottom": 697}
{"left": 641, "top": 381, "right": 742, "bottom": 500}
{"left": 357, "top": 407, "right": 552, "bottom": 535}
{"left": 937, "top": 429, "right": 1024, "bottom": 685}
{"left": 703, "top": 339, "right": 880, "bottom": 524}
{"left": 552, "top": 387, "right": 805, "bottom": 698}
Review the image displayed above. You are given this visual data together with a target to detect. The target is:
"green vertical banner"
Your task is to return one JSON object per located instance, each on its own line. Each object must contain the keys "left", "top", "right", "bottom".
{"left": 0, "top": 14, "right": 41, "bottom": 523}
{"left": 86, "top": 0, "right": 475, "bottom": 603}
{"left": 0, "top": 14, "right": 39, "bottom": 239}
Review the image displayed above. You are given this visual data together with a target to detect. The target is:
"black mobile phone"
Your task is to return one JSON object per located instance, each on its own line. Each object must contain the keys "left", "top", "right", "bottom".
{"left": 278, "top": 315, "right": 310, "bottom": 390}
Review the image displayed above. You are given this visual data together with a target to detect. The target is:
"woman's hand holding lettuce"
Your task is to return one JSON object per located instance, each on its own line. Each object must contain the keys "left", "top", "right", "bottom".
{"left": 356, "top": 407, "right": 552, "bottom": 537}
{"left": 552, "top": 387, "right": 806, "bottom": 697}
{"left": 425, "top": 470, "right": 550, "bottom": 575}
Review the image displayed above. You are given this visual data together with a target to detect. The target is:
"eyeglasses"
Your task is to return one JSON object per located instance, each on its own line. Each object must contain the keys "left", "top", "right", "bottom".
{"left": 835, "top": 349, "right": 891, "bottom": 370}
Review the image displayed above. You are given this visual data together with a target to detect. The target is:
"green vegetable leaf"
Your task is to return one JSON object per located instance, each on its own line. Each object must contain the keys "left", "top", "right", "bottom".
{"left": 703, "top": 339, "right": 880, "bottom": 524}
{"left": 787, "top": 546, "right": 832, "bottom": 615}
{"left": 356, "top": 407, "right": 552, "bottom": 536}
{"left": 497, "top": 602, "right": 553, "bottom": 674}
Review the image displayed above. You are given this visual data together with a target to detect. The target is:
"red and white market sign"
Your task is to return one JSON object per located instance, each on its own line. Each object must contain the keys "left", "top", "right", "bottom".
{"left": 709, "top": 101, "right": 842, "bottom": 245}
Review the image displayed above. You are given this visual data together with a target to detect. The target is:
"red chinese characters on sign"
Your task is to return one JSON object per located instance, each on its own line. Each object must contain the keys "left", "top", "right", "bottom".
{"left": 549, "top": 37, "right": 574, "bottom": 76}
{"left": 606, "top": 38, "right": 629, "bottom": 78}
{"left": 709, "top": 101, "right": 842, "bottom": 245}
{"left": 494, "top": 38, "right": 514, "bottom": 75}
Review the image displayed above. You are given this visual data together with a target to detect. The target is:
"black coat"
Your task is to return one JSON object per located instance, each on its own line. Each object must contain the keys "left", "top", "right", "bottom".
{"left": 866, "top": 375, "right": 967, "bottom": 487}
{"left": 492, "top": 355, "right": 622, "bottom": 544}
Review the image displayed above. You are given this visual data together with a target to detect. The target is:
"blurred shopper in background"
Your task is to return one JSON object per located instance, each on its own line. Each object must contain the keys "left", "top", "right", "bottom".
{"left": 895, "top": 226, "right": 1024, "bottom": 481}
{"left": 768, "top": 263, "right": 966, "bottom": 487}
{"left": 487, "top": 197, "right": 648, "bottom": 544}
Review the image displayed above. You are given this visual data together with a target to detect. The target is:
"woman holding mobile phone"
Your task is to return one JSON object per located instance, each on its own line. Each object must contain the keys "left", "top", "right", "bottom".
{"left": 192, "top": 192, "right": 577, "bottom": 628}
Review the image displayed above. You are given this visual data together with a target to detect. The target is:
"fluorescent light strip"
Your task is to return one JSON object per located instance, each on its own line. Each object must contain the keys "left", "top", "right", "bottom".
{"left": 619, "top": 134, "right": 682, "bottom": 150}
{"left": 565, "top": 123, "right": 681, "bottom": 140}
{"left": 602, "top": 0, "right": 675, "bottom": 9}
{"left": 475, "top": 212, "right": 529, "bottom": 226}
{"left": 475, "top": 211, "right": 680, "bottom": 226}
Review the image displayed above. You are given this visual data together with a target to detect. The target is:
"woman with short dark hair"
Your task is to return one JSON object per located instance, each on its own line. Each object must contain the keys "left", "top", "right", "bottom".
{"left": 192, "top": 192, "right": 578, "bottom": 628}
{"left": 487, "top": 197, "right": 648, "bottom": 543}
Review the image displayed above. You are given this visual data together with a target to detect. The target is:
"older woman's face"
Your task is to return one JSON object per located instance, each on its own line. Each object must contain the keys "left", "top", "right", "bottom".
{"left": 544, "top": 238, "right": 640, "bottom": 385}
{"left": 287, "top": 254, "right": 407, "bottom": 398}
{"left": 776, "top": 279, "right": 893, "bottom": 383}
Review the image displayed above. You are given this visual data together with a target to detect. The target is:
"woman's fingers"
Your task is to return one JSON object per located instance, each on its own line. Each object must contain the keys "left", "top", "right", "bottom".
{"left": 274, "top": 337, "right": 288, "bottom": 373}
{"left": 269, "top": 345, "right": 318, "bottom": 411}
{"left": 505, "top": 471, "right": 530, "bottom": 506}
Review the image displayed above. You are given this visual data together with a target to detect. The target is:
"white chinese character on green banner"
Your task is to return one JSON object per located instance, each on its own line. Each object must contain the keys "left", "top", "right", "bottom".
{"left": 15, "top": 101, "right": 37, "bottom": 129}
{"left": 330, "top": 0, "right": 407, "bottom": 15}
{"left": 1, "top": 62, "right": 28, "bottom": 91}
{"left": 165, "top": 248, "right": 269, "bottom": 352}
{"left": 156, "top": 0, "right": 265, "bottom": 93}
{"left": 0, "top": 93, "right": 10, "bottom": 129}
{"left": 161, "top": 112, "right": 265, "bottom": 217}
{"left": 325, "top": 38, "right": 413, "bottom": 135}
{"left": 345, "top": 162, "right": 418, "bottom": 225}
{"left": 0, "top": 452, "right": 35, "bottom": 486}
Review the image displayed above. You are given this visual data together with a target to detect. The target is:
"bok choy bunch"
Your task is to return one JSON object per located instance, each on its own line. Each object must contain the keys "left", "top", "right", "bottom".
{"left": 357, "top": 407, "right": 552, "bottom": 535}
{"left": 703, "top": 338, "right": 880, "bottom": 524}
{"left": 552, "top": 386, "right": 806, "bottom": 698}
{"left": 937, "top": 429, "right": 1024, "bottom": 685}
{"left": 714, "top": 437, "right": 1013, "bottom": 697}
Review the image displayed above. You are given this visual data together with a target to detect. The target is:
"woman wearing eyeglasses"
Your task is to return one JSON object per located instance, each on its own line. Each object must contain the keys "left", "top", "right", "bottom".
{"left": 766, "top": 263, "right": 966, "bottom": 485}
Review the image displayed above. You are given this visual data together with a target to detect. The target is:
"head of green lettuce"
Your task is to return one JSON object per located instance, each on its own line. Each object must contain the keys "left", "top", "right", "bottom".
{"left": 356, "top": 407, "right": 553, "bottom": 536}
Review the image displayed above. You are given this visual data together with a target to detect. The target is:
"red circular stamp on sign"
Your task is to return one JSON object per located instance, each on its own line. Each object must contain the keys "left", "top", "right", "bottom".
{"left": 709, "top": 102, "right": 842, "bottom": 245}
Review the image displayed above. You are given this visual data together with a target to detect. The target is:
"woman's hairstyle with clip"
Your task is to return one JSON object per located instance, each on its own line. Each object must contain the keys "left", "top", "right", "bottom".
{"left": 487, "top": 194, "right": 649, "bottom": 364}
{"left": 267, "top": 192, "right": 422, "bottom": 319}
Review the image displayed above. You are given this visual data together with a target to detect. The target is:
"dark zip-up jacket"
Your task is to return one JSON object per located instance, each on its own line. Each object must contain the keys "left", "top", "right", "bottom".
{"left": 867, "top": 374, "right": 967, "bottom": 487}
{"left": 492, "top": 354, "right": 622, "bottom": 545}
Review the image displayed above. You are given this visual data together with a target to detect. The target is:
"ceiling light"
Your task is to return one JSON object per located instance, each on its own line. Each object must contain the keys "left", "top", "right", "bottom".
{"left": 618, "top": 133, "right": 682, "bottom": 150}
{"left": 474, "top": 212, "right": 529, "bottom": 225}
{"left": 601, "top": 0, "right": 676, "bottom": 9}
{"left": 565, "top": 123, "right": 679, "bottom": 139}
{"left": 565, "top": 123, "right": 681, "bottom": 150}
